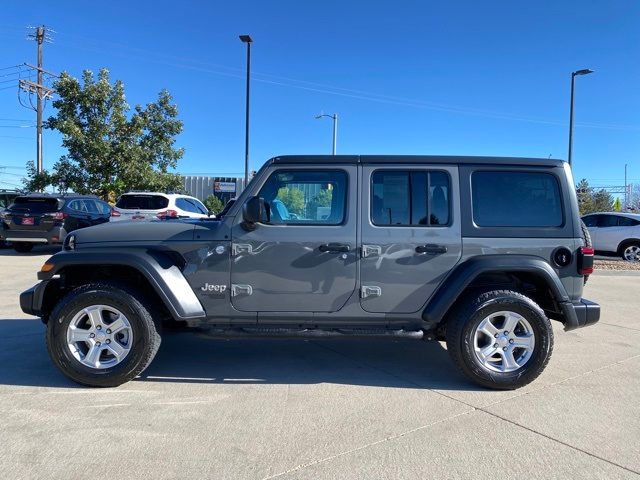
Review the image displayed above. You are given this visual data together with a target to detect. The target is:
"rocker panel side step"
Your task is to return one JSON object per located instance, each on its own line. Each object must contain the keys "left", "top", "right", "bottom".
{"left": 198, "top": 327, "right": 425, "bottom": 340}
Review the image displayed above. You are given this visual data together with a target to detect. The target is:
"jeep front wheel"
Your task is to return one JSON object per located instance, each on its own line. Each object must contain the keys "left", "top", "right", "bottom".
{"left": 46, "top": 283, "right": 161, "bottom": 387}
{"left": 446, "top": 290, "right": 553, "bottom": 390}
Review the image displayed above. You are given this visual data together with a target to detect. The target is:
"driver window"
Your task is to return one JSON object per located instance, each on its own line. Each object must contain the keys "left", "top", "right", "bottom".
{"left": 257, "top": 170, "right": 347, "bottom": 225}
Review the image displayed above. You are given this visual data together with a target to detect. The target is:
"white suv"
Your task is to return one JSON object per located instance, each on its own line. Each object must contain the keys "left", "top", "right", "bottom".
{"left": 112, "top": 193, "right": 211, "bottom": 222}
{"left": 582, "top": 212, "right": 640, "bottom": 261}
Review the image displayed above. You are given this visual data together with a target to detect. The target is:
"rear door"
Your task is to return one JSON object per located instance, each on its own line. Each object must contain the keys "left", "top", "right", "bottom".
{"left": 359, "top": 164, "right": 462, "bottom": 313}
{"left": 593, "top": 215, "right": 624, "bottom": 252}
{"left": 230, "top": 166, "right": 357, "bottom": 313}
{"left": 93, "top": 200, "right": 112, "bottom": 224}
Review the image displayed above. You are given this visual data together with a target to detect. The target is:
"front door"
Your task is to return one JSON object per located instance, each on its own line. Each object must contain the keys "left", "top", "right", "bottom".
{"left": 230, "top": 166, "right": 357, "bottom": 313}
{"left": 359, "top": 164, "right": 462, "bottom": 313}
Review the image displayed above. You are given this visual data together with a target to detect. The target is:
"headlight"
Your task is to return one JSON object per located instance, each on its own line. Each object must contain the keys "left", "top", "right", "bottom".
{"left": 63, "top": 234, "right": 76, "bottom": 251}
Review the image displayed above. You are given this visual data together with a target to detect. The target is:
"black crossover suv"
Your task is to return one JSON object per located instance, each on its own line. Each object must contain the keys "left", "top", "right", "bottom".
{"left": 1, "top": 194, "right": 111, "bottom": 253}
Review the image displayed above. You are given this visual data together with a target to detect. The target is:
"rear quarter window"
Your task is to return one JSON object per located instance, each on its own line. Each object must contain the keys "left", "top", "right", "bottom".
{"left": 472, "top": 171, "right": 563, "bottom": 227}
{"left": 115, "top": 195, "right": 169, "bottom": 210}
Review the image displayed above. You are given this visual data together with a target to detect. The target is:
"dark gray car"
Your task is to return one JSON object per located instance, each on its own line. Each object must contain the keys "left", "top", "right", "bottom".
{"left": 21, "top": 155, "right": 599, "bottom": 389}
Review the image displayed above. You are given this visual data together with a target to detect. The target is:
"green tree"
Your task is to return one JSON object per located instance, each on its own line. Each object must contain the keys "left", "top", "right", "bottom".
{"left": 276, "top": 187, "right": 305, "bottom": 216}
{"left": 592, "top": 189, "right": 614, "bottom": 213}
{"left": 22, "top": 160, "right": 51, "bottom": 193}
{"left": 576, "top": 178, "right": 594, "bottom": 215}
{"left": 307, "top": 188, "right": 333, "bottom": 218}
{"left": 204, "top": 194, "right": 224, "bottom": 215}
{"left": 613, "top": 197, "right": 622, "bottom": 212}
{"left": 576, "top": 178, "right": 614, "bottom": 215}
{"left": 29, "top": 68, "right": 184, "bottom": 200}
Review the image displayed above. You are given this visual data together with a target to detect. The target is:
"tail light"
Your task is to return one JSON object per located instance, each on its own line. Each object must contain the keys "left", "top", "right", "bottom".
{"left": 110, "top": 208, "right": 121, "bottom": 217}
{"left": 578, "top": 247, "right": 594, "bottom": 275}
{"left": 46, "top": 211, "right": 68, "bottom": 220}
{"left": 157, "top": 209, "right": 178, "bottom": 219}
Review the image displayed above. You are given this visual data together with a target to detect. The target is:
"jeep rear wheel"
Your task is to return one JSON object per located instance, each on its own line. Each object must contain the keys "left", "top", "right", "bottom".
{"left": 446, "top": 290, "right": 553, "bottom": 390}
{"left": 46, "top": 283, "right": 161, "bottom": 387}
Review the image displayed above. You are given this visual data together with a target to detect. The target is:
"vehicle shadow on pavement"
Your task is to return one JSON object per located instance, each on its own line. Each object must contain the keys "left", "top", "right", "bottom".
{"left": 0, "top": 319, "right": 479, "bottom": 391}
{"left": 138, "top": 330, "right": 479, "bottom": 391}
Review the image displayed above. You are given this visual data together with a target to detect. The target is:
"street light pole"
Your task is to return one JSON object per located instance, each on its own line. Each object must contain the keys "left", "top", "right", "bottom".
{"left": 315, "top": 113, "right": 338, "bottom": 155}
{"left": 239, "top": 35, "right": 253, "bottom": 186}
{"left": 568, "top": 68, "right": 593, "bottom": 167}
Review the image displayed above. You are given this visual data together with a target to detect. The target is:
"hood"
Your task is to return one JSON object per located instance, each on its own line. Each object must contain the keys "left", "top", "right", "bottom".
{"left": 73, "top": 220, "right": 198, "bottom": 245}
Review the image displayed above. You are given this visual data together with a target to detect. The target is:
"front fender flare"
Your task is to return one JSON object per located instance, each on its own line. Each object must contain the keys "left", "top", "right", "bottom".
{"left": 38, "top": 249, "right": 205, "bottom": 321}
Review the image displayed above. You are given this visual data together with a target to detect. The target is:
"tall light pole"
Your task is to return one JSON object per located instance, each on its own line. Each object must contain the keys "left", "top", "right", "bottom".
{"left": 568, "top": 68, "right": 593, "bottom": 167}
{"left": 315, "top": 113, "right": 338, "bottom": 155}
{"left": 239, "top": 35, "right": 252, "bottom": 186}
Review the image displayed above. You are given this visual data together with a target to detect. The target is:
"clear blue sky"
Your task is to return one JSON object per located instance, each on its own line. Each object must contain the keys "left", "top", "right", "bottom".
{"left": 0, "top": 0, "right": 638, "bottom": 190}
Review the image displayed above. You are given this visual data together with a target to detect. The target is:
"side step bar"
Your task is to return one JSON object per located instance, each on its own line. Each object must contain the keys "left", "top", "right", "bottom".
{"left": 199, "top": 327, "right": 425, "bottom": 340}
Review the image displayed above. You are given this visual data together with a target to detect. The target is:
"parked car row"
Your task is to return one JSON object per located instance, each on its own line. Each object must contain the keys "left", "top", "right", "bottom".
{"left": 0, "top": 191, "right": 216, "bottom": 253}
{"left": 582, "top": 212, "right": 640, "bottom": 261}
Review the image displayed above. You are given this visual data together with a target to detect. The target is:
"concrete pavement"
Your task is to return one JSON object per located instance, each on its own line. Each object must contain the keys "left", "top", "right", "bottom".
{"left": 1, "top": 246, "right": 639, "bottom": 479}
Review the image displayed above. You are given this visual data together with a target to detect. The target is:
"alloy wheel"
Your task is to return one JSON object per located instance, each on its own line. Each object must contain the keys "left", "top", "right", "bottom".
{"left": 66, "top": 305, "right": 133, "bottom": 369}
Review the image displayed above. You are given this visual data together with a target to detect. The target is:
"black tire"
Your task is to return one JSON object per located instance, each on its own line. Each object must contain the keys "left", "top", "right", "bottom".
{"left": 618, "top": 241, "right": 640, "bottom": 262}
{"left": 46, "top": 283, "right": 161, "bottom": 387}
{"left": 13, "top": 242, "right": 34, "bottom": 253}
{"left": 446, "top": 290, "right": 554, "bottom": 390}
{"left": 580, "top": 219, "right": 592, "bottom": 284}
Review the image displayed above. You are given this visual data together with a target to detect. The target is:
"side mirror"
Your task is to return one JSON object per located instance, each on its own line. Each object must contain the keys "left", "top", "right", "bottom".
{"left": 242, "top": 196, "right": 267, "bottom": 230}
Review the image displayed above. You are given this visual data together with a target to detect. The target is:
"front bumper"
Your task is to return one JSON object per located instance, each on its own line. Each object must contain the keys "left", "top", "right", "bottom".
{"left": 20, "top": 280, "right": 50, "bottom": 318}
{"left": 561, "top": 298, "right": 601, "bottom": 331}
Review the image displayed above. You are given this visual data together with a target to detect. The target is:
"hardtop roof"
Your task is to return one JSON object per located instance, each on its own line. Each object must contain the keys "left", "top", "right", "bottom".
{"left": 269, "top": 155, "right": 566, "bottom": 167}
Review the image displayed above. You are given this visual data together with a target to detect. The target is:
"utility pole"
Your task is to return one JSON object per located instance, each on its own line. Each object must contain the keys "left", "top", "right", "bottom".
{"left": 567, "top": 69, "right": 593, "bottom": 167}
{"left": 239, "top": 35, "right": 253, "bottom": 187}
{"left": 35, "top": 26, "right": 44, "bottom": 174}
{"left": 20, "top": 26, "right": 54, "bottom": 176}
{"left": 624, "top": 163, "right": 628, "bottom": 210}
{"left": 315, "top": 113, "right": 338, "bottom": 155}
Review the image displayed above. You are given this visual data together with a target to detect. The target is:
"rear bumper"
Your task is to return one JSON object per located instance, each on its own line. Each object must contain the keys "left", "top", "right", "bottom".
{"left": 2, "top": 226, "right": 67, "bottom": 244}
{"left": 561, "top": 298, "right": 601, "bottom": 331}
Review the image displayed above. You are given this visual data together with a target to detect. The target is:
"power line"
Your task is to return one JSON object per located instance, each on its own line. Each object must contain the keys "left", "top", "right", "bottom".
{"left": 20, "top": 26, "right": 55, "bottom": 175}
{"left": 53, "top": 32, "right": 640, "bottom": 132}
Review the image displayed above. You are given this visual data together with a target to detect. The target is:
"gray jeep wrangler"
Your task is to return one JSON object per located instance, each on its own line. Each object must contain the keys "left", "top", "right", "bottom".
{"left": 21, "top": 155, "right": 599, "bottom": 389}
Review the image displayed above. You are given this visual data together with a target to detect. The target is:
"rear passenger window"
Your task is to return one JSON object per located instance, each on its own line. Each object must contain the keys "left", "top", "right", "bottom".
{"left": 371, "top": 171, "right": 450, "bottom": 226}
{"left": 598, "top": 215, "right": 620, "bottom": 227}
{"left": 472, "top": 171, "right": 563, "bottom": 227}
{"left": 582, "top": 215, "right": 597, "bottom": 227}
{"left": 617, "top": 216, "right": 640, "bottom": 227}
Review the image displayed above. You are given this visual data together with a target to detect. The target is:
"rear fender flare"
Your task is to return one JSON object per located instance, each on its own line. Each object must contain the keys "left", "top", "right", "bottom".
{"left": 422, "top": 255, "right": 574, "bottom": 327}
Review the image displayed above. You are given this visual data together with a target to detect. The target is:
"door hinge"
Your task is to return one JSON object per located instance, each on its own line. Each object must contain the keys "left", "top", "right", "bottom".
{"left": 232, "top": 243, "right": 253, "bottom": 256}
{"left": 362, "top": 245, "right": 381, "bottom": 258}
{"left": 231, "top": 284, "right": 253, "bottom": 297}
{"left": 360, "top": 285, "right": 382, "bottom": 298}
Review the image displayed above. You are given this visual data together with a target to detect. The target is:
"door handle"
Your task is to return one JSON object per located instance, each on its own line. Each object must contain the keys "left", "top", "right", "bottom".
{"left": 415, "top": 244, "right": 447, "bottom": 255}
{"left": 319, "top": 243, "right": 350, "bottom": 253}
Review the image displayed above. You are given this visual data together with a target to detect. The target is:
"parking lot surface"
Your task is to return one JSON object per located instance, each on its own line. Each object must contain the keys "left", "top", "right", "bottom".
{"left": 1, "top": 246, "right": 639, "bottom": 479}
